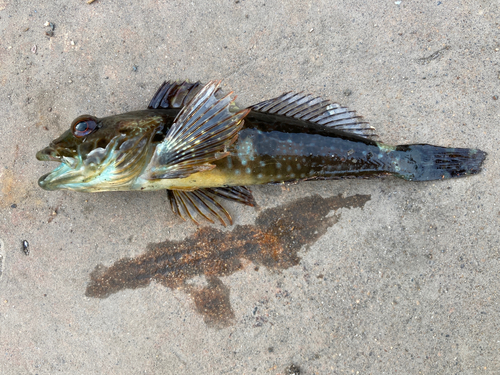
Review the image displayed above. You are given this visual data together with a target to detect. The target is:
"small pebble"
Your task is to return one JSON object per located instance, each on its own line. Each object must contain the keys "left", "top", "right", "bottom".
{"left": 493, "top": 95, "right": 498, "bottom": 100}
{"left": 31, "top": 45, "right": 37, "bottom": 54}
{"left": 132, "top": 65, "right": 138, "bottom": 72}
{"left": 45, "top": 30, "right": 54, "bottom": 37}
{"left": 285, "top": 364, "right": 301, "bottom": 375}
{"left": 70, "top": 40, "right": 75, "bottom": 46}
{"left": 22, "top": 240, "right": 29, "bottom": 256}
{"left": 11, "top": 204, "right": 17, "bottom": 208}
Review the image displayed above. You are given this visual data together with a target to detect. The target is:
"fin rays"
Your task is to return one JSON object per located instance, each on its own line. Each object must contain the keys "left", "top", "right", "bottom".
{"left": 145, "top": 81, "right": 250, "bottom": 180}
{"left": 148, "top": 81, "right": 205, "bottom": 109}
{"left": 251, "top": 92, "right": 377, "bottom": 138}
{"left": 167, "top": 186, "right": 255, "bottom": 226}
{"left": 149, "top": 81, "right": 376, "bottom": 138}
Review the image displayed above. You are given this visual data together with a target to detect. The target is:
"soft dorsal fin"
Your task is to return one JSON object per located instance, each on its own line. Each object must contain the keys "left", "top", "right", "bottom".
{"left": 250, "top": 92, "right": 377, "bottom": 138}
{"left": 148, "top": 80, "right": 208, "bottom": 109}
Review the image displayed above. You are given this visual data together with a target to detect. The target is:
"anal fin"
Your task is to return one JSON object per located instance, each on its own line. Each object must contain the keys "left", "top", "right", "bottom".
{"left": 167, "top": 186, "right": 255, "bottom": 226}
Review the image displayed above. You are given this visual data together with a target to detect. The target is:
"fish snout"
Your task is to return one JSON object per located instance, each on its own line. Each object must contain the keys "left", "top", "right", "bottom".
{"left": 36, "top": 146, "right": 61, "bottom": 162}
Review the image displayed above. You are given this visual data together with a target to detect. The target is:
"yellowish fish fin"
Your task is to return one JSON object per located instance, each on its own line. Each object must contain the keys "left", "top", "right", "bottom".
{"left": 167, "top": 189, "right": 230, "bottom": 226}
{"left": 148, "top": 80, "right": 212, "bottom": 109}
{"left": 250, "top": 92, "right": 377, "bottom": 138}
{"left": 209, "top": 186, "right": 256, "bottom": 207}
{"left": 167, "top": 186, "right": 255, "bottom": 226}
{"left": 145, "top": 81, "right": 250, "bottom": 180}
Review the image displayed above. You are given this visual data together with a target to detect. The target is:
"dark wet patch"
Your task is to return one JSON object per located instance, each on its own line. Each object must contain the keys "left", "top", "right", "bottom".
{"left": 86, "top": 194, "right": 370, "bottom": 326}
{"left": 187, "top": 276, "right": 235, "bottom": 328}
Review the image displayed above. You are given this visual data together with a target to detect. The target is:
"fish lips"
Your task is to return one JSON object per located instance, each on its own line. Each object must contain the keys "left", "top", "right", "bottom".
{"left": 36, "top": 146, "right": 62, "bottom": 162}
{"left": 38, "top": 172, "right": 56, "bottom": 190}
{"left": 37, "top": 146, "right": 63, "bottom": 190}
{"left": 38, "top": 163, "right": 82, "bottom": 191}
{"left": 37, "top": 146, "right": 73, "bottom": 190}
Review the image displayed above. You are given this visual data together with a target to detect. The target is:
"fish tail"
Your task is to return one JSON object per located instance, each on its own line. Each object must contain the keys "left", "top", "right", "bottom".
{"left": 392, "top": 144, "right": 487, "bottom": 181}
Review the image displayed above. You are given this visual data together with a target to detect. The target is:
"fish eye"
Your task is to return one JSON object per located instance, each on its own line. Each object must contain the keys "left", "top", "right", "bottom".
{"left": 72, "top": 115, "right": 98, "bottom": 138}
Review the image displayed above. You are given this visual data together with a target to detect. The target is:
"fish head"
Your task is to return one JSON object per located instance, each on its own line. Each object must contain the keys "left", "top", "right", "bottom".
{"left": 37, "top": 111, "right": 163, "bottom": 191}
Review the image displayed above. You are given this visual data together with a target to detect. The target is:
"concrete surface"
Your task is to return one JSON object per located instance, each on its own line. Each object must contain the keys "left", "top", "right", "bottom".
{"left": 1, "top": 0, "right": 499, "bottom": 374}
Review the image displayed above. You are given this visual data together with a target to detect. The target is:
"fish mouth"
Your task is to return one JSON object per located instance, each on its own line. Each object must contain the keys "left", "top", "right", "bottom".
{"left": 38, "top": 162, "right": 86, "bottom": 191}
{"left": 38, "top": 172, "right": 58, "bottom": 191}
{"left": 37, "top": 145, "right": 82, "bottom": 191}
{"left": 36, "top": 146, "right": 62, "bottom": 162}
{"left": 37, "top": 133, "right": 155, "bottom": 192}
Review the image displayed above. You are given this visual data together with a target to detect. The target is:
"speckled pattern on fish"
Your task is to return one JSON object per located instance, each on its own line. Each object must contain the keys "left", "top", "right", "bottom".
{"left": 36, "top": 81, "right": 487, "bottom": 225}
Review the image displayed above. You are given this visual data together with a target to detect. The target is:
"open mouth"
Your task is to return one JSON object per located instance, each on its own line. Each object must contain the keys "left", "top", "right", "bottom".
{"left": 36, "top": 132, "right": 154, "bottom": 192}
{"left": 36, "top": 146, "right": 81, "bottom": 190}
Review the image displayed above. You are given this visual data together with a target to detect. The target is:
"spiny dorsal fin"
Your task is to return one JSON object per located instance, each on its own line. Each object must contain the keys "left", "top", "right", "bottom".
{"left": 250, "top": 92, "right": 377, "bottom": 138}
{"left": 145, "top": 81, "right": 250, "bottom": 180}
{"left": 167, "top": 186, "right": 255, "bottom": 226}
{"left": 148, "top": 80, "right": 207, "bottom": 109}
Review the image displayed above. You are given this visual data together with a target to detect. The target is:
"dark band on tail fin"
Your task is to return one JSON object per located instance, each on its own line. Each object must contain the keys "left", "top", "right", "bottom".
{"left": 394, "top": 144, "right": 487, "bottom": 181}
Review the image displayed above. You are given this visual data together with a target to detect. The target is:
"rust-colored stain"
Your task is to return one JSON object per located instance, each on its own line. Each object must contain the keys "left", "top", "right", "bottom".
{"left": 86, "top": 194, "right": 370, "bottom": 326}
{"left": 0, "top": 167, "right": 28, "bottom": 209}
{"left": 187, "top": 276, "right": 235, "bottom": 328}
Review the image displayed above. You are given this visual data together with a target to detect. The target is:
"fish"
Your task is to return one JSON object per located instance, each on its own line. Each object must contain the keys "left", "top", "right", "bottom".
{"left": 37, "top": 80, "right": 487, "bottom": 225}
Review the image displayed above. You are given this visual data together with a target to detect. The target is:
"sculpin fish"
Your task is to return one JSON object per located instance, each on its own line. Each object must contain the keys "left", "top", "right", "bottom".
{"left": 37, "top": 81, "right": 487, "bottom": 225}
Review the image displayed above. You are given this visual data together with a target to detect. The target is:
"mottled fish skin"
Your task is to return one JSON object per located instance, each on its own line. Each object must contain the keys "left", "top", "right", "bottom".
{"left": 110, "top": 109, "right": 395, "bottom": 191}
{"left": 37, "top": 108, "right": 485, "bottom": 191}
{"left": 38, "top": 107, "right": 392, "bottom": 191}
{"left": 211, "top": 112, "right": 486, "bottom": 185}
{"left": 37, "top": 80, "right": 486, "bottom": 224}
{"left": 212, "top": 111, "right": 393, "bottom": 186}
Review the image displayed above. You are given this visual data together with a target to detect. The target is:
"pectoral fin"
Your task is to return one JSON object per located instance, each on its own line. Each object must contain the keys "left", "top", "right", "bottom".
{"left": 167, "top": 186, "right": 255, "bottom": 226}
{"left": 145, "top": 81, "right": 250, "bottom": 180}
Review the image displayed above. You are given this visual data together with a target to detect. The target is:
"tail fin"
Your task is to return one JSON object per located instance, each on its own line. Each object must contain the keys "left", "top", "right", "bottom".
{"left": 393, "top": 144, "right": 487, "bottom": 181}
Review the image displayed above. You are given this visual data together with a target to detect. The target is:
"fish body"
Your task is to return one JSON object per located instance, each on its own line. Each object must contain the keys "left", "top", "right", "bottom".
{"left": 37, "top": 81, "right": 487, "bottom": 225}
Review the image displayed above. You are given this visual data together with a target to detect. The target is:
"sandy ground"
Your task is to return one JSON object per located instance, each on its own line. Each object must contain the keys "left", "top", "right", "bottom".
{"left": 1, "top": 0, "right": 499, "bottom": 374}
